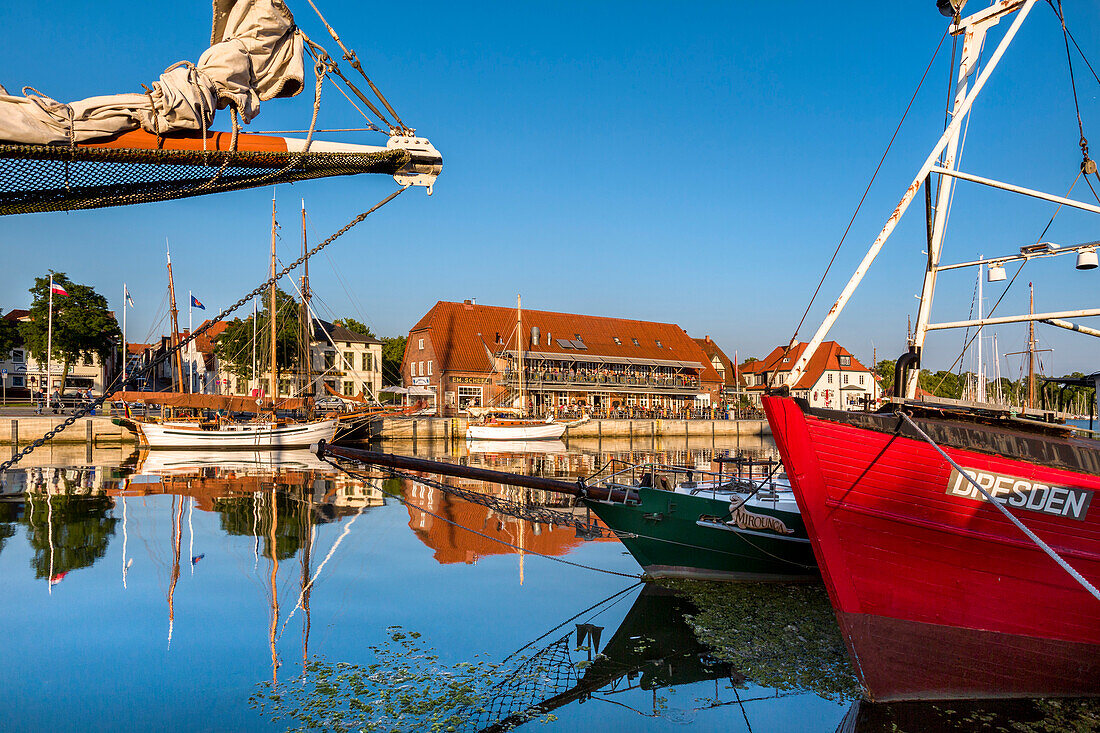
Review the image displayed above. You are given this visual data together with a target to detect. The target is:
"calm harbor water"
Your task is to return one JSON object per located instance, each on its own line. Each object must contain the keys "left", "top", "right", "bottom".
{"left": 0, "top": 435, "right": 1095, "bottom": 731}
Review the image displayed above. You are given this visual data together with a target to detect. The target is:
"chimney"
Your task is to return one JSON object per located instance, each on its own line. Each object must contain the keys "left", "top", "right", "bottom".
{"left": 705, "top": 335, "right": 711, "bottom": 342}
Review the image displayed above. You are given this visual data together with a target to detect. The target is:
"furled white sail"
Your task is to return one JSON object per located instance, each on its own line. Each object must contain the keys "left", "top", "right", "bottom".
{"left": 0, "top": 0, "right": 303, "bottom": 145}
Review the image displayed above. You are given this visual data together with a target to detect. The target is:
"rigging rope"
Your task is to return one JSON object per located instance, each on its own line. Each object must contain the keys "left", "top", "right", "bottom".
{"left": 770, "top": 28, "right": 949, "bottom": 386}
{"left": 895, "top": 410, "right": 1100, "bottom": 603}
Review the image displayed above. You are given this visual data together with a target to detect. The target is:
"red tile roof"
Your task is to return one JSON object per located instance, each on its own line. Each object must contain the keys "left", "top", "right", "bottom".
{"left": 3, "top": 309, "right": 30, "bottom": 322}
{"left": 409, "top": 301, "right": 722, "bottom": 382}
{"left": 740, "top": 341, "right": 872, "bottom": 389}
{"left": 692, "top": 336, "right": 745, "bottom": 388}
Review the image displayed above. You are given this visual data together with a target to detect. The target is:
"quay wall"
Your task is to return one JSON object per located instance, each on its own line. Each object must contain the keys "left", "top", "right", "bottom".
{"left": 0, "top": 416, "right": 137, "bottom": 447}
{"left": 373, "top": 417, "right": 770, "bottom": 442}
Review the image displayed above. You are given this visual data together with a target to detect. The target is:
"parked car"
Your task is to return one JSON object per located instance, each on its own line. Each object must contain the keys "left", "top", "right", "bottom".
{"left": 315, "top": 397, "right": 345, "bottom": 412}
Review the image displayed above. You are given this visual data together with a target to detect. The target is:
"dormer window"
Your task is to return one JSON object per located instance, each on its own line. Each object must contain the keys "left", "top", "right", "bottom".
{"left": 655, "top": 340, "right": 662, "bottom": 348}
{"left": 839, "top": 355, "right": 851, "bottom": 366}
{"left": 631, "top": 338, "right": 640, "bottom": 347}
{"left": 613, "top": 337, "right": 621, "bottom": 345}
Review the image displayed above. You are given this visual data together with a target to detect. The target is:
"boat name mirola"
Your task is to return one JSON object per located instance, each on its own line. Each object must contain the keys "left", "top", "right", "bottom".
{"left": 946, "top": 468, "right": 1094, "bottom": 521}
{"left": 727, "top": 505, "right": 795, "bottom": 535}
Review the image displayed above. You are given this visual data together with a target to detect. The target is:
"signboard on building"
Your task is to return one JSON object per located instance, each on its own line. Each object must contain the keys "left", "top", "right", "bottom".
{"left": 412, "top": 376, "right": 431, "bottom": 386}
{"left": 451, "top": 376, "right": 491, "bottom": 385}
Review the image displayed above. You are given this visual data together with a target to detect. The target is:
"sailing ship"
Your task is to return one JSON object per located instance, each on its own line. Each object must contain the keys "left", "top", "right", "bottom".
{"left": 113, "top": 197, "right": 337, "bottom": 449}
{"left": 465, "top": 295, "right": 569, "bottom": 441}
{"left": 762, "top": 0, "right": 1100, "bottom": 701}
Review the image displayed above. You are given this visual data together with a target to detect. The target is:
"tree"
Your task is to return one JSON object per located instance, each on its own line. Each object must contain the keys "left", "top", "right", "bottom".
{"left": 19, "top": 272, "right": 120, "bottom": 394}
{"left": 334, "top": 317, "right": 375, "bottom": 339}
{"left": 875, "top": 359, "right": 896, "bottom": 396}
{"left": 0, "top": 317, "right": 21, "bottom": 358}
{"left": 214, "top": 288, "right": 302, "bottom": 382}
{"left": 381, "top": 335, "right": 407, "bottom": 384}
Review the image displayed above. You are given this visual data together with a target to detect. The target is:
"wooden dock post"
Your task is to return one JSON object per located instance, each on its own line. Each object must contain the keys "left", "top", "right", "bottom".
{"left": 10, "top": 420, "right": 16, "bottom": 456}
{"left": 85, "top": 420, "right": 93, "bottom": 462}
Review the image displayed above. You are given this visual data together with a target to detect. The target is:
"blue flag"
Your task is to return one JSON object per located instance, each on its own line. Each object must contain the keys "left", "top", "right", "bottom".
{"left": 191, "top": 295, "right": 206, "bottom": 310}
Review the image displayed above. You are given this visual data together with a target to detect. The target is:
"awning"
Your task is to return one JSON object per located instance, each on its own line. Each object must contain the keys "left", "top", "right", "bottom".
{"left": 408, "top": 386, "right": 435, "bottom": 396}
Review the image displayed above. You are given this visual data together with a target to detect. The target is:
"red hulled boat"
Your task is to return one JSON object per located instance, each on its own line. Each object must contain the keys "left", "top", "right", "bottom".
{"left": 763, "top": 394, "right": 1100, "bottom": 701}
{"left": 759, "top": 0, "right": 1100, "bottom": 701}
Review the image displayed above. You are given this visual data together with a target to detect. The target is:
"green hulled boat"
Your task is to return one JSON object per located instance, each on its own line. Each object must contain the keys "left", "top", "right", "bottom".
{"left": 586, "top": 470, "right": 818, "bottom": 582}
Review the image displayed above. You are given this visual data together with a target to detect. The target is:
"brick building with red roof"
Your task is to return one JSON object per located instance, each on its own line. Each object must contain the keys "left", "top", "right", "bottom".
{"left": 739, "top": 341, "right": 880, "bottom": 411}
{"left": 404, "top": 300, "right": 723, "bottom": 416}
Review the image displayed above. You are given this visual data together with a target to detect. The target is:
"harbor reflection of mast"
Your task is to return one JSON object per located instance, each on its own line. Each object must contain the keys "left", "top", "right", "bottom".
{"left": 269, "top": 481, "right": 280, "bottom": 689}
{"left": 301, "top": 481, "right": 313, "bottom": 671}
{"left": 168, "top": 495, "right": 183, "bottom": 648}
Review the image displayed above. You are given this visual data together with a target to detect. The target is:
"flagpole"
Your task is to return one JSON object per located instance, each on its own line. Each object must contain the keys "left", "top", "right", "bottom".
{"left": 188, "top": 290, "right": 193, "bottom": 393}
{"left": 47, "top": 274, "right": 54, "bottom": 394}
{"left": 122, "top": 283, "right": 128, "bottom": 387}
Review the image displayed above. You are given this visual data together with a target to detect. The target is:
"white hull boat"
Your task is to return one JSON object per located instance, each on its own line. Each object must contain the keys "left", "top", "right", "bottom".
{"left": 135, "top": 418, "right": 338, "bottom": 449}
{"left": 466, "top": 439, "right": 567, "bottom": 454}
{"left": 465, "top": 421, "right": 567, "bottom": 441}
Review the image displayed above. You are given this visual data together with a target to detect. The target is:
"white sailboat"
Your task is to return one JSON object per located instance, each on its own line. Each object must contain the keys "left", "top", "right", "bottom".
{"left": 465, "top": 295, "right": 568, "bottom": 441}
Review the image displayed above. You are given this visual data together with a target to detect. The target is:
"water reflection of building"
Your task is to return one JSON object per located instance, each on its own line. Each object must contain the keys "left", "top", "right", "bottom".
{"left": 401, "top": 478, "right": 615, "bottom": 571}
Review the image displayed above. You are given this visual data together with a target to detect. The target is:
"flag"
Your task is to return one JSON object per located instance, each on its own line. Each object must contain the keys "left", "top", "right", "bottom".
{"left": 50, "top": 283, "right": 68, "bottom": 296}
{"left": 190, "top": 295, "right": 205, "bottom": 310}
{"left": 125, "top": 285, "right": 134, "bottom": 307}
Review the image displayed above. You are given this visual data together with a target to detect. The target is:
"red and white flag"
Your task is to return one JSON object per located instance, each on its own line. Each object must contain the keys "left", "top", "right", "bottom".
{"left": 50, "top": 283, "right": 68, "bottom": 296}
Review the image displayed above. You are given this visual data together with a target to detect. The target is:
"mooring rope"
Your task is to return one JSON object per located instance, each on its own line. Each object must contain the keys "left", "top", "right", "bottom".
{"left": 895, "top": 410, "right": 1100, "bottom": 602}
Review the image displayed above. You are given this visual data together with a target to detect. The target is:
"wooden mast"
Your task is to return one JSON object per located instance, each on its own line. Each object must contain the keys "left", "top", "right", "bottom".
{"left": 270, "top": 195, "right": 279, "bottom": 410}
{"left": 166, "top": 245, "right": 186, "bottom": 393}
{"left": 301, "top": 199, "right": 313, "bottom": 414}
{"left": 517, "top": 294, "right": 524, "bottom": 413}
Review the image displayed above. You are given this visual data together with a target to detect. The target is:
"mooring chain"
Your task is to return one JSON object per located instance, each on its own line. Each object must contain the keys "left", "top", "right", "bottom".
{"left": 0, "top": 186, "right": 409, "bottom": 475}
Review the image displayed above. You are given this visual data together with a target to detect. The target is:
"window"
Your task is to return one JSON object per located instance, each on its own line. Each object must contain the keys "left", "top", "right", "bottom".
{"left": 343, "top": 381, "right": 355, "bottom": 396}
{"left": 418, "top": 338, "right": 424, "bottom": 350}
{"left": 366, "top": 353, "right": 373, "bottom": 371}
{"left": 324, "top": 351, "right": 335, "bottom": 370}
{"left": 631, "top": 338, "right": 640, "bottom": 347}
{"left": 83, "top": 354, "right": 94, "bottom": 366}
{"left": 427, "top": 360, "right": 433, "bottom": 375}
{"left": 12, "top": 349, "right": 24, "bottom": 363}
{"left": 839, "top": 355, "right": 851, "bottom": 366}
{"left": 419, "top": 361, "right": 425, "bottom": 376}
{"left": 842, "top": 373, "right": 849, "bottom": 385}
{"left": 574, "top": 334, "right": 582, "bottom": 341}
{"left": 495, "top": 332, "right": 502, "bottom": 344}
{"left": 655, "top": 339, "right": 662, "bottom": 348}
{"left": 458, "top": 385, "right": 482, "bottom": 407}
{"left": 782, "top": 357, "right": 790, "bottom": 363}
{"left": 827, "top": 373, "right": 834, "bottom": 384}
{"left": 410, "top": 361, "right": 415, "bottom": 377}
{"left": 859, "top": 374, "right": 865, "bottom": 385}
{"left": 613, "top": 337, "right": 621, "bottom": 345}
{"left": 11, "top": 375, "right": 24, "bottom": 387}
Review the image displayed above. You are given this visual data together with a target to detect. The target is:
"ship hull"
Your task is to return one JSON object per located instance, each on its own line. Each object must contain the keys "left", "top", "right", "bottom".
{"left": 761, "top": 394, "right": 1100, "bottom": 701}
{"left": 466, "top": 422, "right": 567, "bottom": 440}
{"left": 585, "top": 486, "right": 818, "bottom": 581}
{"left": 135, "top": 419, "right": 337, "bottom": 449}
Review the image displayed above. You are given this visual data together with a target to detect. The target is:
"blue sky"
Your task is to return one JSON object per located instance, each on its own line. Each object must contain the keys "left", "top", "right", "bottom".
{"left": 1, "top": 1, "right": 1098, "bottom": 376}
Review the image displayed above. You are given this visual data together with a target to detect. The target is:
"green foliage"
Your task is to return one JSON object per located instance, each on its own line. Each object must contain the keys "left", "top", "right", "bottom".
{"left": 214, "top": 288, "right": 302, "bottom": 381}
{"left": 875, "top": 359, "right": 895, "bottom": 395}
{"left": 660, "top": 579, "right": 860, "bottom": 702}
{"left": 0, "top": 317, "right": 21, "bottom": 357}
{"left": 22, "top": 490, "right": 117, "bottom": 578}
{"left": 334, "top": 317, "right": 375, "bottom": 339}
{"left": 250, "top": 626, "right": 557, "bottom": 732}
{"left": 381, "top": 335, "right": 407, "bottom": 383}
{"left": 212, "top": 490, "right": 313, "bottom": 561}
{"left": 19, "top": 272, "right": 120, "bottom": 393}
